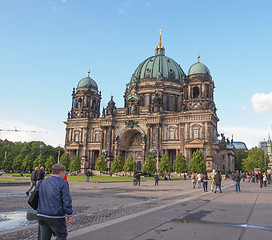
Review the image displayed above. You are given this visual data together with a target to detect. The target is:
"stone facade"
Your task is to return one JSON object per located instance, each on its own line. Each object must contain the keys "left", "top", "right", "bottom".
{"left": 64, "top": 36, "right": 235, "bottom": 173}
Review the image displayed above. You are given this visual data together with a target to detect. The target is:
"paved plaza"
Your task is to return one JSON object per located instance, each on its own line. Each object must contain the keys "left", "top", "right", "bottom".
{"left": 0, "top": 178, "right": 271, "bottom": 239}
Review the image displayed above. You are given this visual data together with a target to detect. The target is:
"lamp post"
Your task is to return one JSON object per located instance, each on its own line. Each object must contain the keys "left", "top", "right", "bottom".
{"left": 264, "top": 138, "right": 267, "bottom": 173}
{"left": 58, "top": 150, "right": 60, "bottom": 163}
{"left": 156, "top": 151, "right": 159, "bottom": 173}
{"left": 39, "top": 144, "right": 43, "bottom": 168}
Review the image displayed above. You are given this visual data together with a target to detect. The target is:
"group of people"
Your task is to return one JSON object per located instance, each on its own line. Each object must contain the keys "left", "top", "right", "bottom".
{"left": 85, "top": 170, "right": 93, "bottom": 182}
{"left": 133, "top": 173, "right": 141, "bottom": 185}
{"left": 240, "top": 171, "right": 271, "bottom": 187}
{"left": 25, "top": 164, "right": 73, "bottom": 239}
{"left": 34, "top": 164, "right": 73, "bottom": 240}
{"left": 190, "top": 170, "right": 222, "bottom": 193}
{"left": 26, "top": 166, "right": 45, "bottom": 195}
{"left": 190, "top": 170, "right": 223, "bottom": 193}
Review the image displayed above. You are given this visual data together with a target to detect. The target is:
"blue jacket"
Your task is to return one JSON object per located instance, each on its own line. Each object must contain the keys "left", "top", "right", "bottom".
{"left": 36, "top": 175, "right": 73, "bottom": 218}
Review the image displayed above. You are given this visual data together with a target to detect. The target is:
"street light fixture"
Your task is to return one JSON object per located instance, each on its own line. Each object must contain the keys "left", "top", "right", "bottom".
{"left": 264, "top": 138, "right": 267, "bottom": 173}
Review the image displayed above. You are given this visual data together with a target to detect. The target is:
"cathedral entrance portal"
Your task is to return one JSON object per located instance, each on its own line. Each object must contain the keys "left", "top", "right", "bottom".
{"left": 118, "top": 129, "right": 146, "bottom": 170}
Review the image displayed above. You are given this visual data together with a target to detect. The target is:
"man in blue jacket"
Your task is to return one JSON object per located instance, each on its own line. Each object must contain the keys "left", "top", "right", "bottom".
{"left": 36, "top": 164, "right": 73, "bottom": 240}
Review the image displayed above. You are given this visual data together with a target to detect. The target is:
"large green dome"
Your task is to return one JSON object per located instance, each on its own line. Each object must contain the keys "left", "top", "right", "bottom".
{"left": 77, "top": 76, "right": 98, "bottom": 89}
{"left": 130, "top": 35, "right": 185, "bottom": 84}
{"left": 188, "top": 62, "right": 210, "bottom": 76}
{"left": 131, "top": 55, "right": 185, "bottom": 84}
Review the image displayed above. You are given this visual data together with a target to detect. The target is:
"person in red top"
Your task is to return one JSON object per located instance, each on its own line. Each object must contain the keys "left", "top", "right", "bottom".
{"left": 63, "top": 173, "right": 67, "bottom": 181}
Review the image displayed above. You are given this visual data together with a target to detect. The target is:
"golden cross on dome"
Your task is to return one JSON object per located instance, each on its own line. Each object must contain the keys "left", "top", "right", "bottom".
{"left": 88, "top": 70, "right": 90, "bottom": 77}
{"left": 159, "top": 29, "right": 162, "bottom": 36}
{"left": 197, "top": 53, "right": 200, "bottom": 62}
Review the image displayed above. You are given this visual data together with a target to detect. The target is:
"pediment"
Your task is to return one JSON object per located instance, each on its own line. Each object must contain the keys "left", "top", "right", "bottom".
{"left": 185, "top": 138, "right": 205, "bottom": 147}
{"left": 66, "top": 141, "right": 81, "bottom": 149}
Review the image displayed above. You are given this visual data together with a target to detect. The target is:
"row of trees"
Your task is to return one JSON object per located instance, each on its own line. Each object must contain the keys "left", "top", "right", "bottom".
{"left": 0, "top": 140, "right": 64, "bottom": 171}
{"left": 95, "top": 149, "right": 206, "bottom": 175}
{"left": 1, "top": 139, "right": 269, "bottom": 174}
{"left": 0, "top": 140, "right": 82, "bottom": 173}
{"left": 238, "top": 147, "right": 269, "bottom": 173}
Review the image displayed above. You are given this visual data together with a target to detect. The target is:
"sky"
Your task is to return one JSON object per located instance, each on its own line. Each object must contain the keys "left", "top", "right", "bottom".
{"left": 0, "top": 0, "right": 272, "bottom": 149}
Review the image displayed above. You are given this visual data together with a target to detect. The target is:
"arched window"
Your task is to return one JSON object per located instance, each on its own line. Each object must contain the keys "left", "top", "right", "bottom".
{"left": 193, "top": 129, "right": 199, "bottom": 138}
{"left": 193, "top": 86, "right": 200, "bottom": 99}
{"left": 169, "top": 130, "right": 175, "bottom": 139}
{"left": 130, "top": 133, "right": 142, "bottom": 146}
{"left": 144, "top": 95, "right": 149, "bottom": 106}
{"left": 169, "top": 95, "right": 174, "bottom": 111}
{"left": 74, "top": 132, "right": 79, "bottom": 142}
{"left": 78, "top": 98, "right": 82, "bottom": 108}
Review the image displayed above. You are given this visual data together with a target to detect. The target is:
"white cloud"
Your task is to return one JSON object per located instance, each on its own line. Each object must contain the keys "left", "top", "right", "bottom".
{"left": 251, "top": 91, "right": 272, "bottom": 113}
{"left": 218, "top": 125, "right": 268, "bottom": 149}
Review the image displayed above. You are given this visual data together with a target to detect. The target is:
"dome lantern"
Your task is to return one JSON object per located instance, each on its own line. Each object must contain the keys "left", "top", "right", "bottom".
{"left": 155, "top": 29, "right": 165, "bottom": 56}
{"left": 188, "top": 56, "right": 210, "bottom": 76}
{"left": 77, "top": 70, "right": 98, "bottom": 90}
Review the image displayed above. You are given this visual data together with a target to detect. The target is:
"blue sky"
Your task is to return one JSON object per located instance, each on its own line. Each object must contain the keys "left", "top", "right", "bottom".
{"left": 0, "top": 0, "right": 271, "bottom": 149}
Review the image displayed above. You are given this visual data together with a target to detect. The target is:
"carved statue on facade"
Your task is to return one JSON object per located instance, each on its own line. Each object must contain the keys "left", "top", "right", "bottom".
{"left": 101, "top": 149, "right": 107, "bottom": 157}
{"left": 156, "top": 71, "right": 163, "bottom": 81}
{"left": 106, "top": 96, "right": 116, "bottom": 116}
{"left": 125, "top": 120, "right": 139, "bottom": 128}
{"left": 131, "top": 104, "right": 135, "bottom": 115}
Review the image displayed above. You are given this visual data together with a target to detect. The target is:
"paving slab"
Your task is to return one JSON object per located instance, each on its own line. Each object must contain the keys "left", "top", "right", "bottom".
{"left": 68, "top": 181, "right": 272, "bottom": 240}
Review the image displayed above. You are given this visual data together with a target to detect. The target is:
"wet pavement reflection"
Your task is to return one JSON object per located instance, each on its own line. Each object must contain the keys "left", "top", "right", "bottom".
{"left": 0, "top": 210, "right": 36, "bottom": 231}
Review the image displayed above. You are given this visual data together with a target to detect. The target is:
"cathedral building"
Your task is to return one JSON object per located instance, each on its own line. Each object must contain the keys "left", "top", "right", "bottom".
{"left": 64, "top": 33, "right": 235, "bottom": 174}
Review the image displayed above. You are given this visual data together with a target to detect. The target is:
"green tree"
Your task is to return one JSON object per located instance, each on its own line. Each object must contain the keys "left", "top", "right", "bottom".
{"left": 235, "top": 149, "right": 248, "bottom": 171}
{"left": 189, "top": 149, "right": 206, "bottom": 173}
{"left": 123, "top": 156, "right": 136, "bottom": 175}
{"left": 69, "top": 156, "right": 81, "bottom": 172}
{"left": 59, "top": 154, "right": 70, "bottom": 170}
{"left": 242, "top": 147, "right": 267, "bottom": 172}
{"left": 0, "top": 140, "right": 64, "bottom": 171}
{"left": 110, "top": 155, "right": 124, "bottom": 174}
{"left": 45, "top": 155, "right": 56, "bottom": 172}
{"left": 1, "top": 152, "right": 13, "bottom": 171}
{"left": 33, "top": 154, "right": 45, "bottom": 169}
{"left": 142, "top": 154, "right": 156, "bottom": 175}
{"left": 173, "top": 153, "right": 188, "bottom": 177}
{"left": 12, "top": 154, "right": 23, "bottom": 170}
{"left": 158, "top": 154, "right": 171, "bottom": 174}
{"left": 95, "top": 155, "right": 107, "bottom": 174}
{"left": 22, "top": 155, "right": 33, "bottom": 170}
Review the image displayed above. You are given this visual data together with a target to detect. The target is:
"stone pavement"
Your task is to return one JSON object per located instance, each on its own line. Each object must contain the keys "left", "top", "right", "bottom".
{"left": 68, "top": 180, "right": 272, "bottom": 240}
{"left": 0, "top": 178, "right": 271, "bottom": 239}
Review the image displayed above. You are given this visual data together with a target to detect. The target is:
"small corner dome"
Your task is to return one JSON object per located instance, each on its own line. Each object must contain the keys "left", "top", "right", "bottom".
{"left": 188, "top": 62, "right": 210, "bottom": 76}
{"left": 77, "top": 76, "right": 98, "bottom": 89}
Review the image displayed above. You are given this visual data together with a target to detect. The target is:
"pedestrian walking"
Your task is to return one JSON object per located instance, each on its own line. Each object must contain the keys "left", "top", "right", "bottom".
{"left": 191, "top": 173, "right": 196, "bottom": 188}
{"left": 267, "top": 172, "right": 271, "bottom": 184}
{"left": 154, "top": 173, "right": 159, "bottom": 186}
{"left": 63, "top": 173, "right": 68, "bottom": 181}
{"left": 26, "top": 167, "right": 39, "bottom": 195}
{"left": 136, "top": 173, "right": 141, "bottom": 185}
{"left": 36, "top": 166, "right": 45, "bottom": 181}
{"left": 234, "top": 170, "right": 241, "bottom": 192}
{"left": 258, "top": 171, "right": 263, "bottom": 188}
{"left": 210, "top": 169, "right": 215, "bottom": 192}
{"left": 214, "top": 170, "right": 222, "bottom": 193}
{"left": 183, "top": 173, "right": 186, "bottom": 181}
{"left": 36, "top": 164, "right": 73, "bottom": 240}
{"left": 86, "top": 170, "right": 91, "bottom": 182}
{"left": 90, "top": 171, "right": 93, "bottom": 182}
{"left": 197, "top": 173, "right": 202, "bottom": 188}
{"left": 263, "top": 173, "right": 267, "bottom": 187}
{"left": 202, "top": 171, "right": 208, "bottom": 192}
